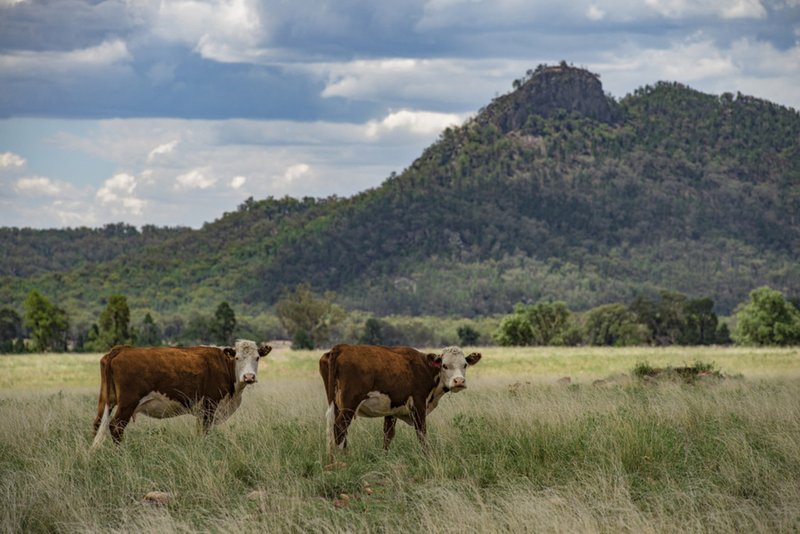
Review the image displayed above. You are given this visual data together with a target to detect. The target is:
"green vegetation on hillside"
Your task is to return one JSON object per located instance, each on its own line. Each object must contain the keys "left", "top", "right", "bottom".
{"left": 1, "top": 64, "right": 798, "bottom": 320}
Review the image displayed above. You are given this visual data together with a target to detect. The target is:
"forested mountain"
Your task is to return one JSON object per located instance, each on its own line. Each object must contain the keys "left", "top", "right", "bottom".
{"left": 2, "top": 64, "right": 798, "bottom": 322}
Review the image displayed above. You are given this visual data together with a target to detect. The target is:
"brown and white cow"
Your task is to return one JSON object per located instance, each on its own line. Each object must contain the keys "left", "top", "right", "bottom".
{"left": 91, "top": 339, "right": 271, "bottom": 449}
{"left": 319, "top": 344, "right": 481, "bottom": 454}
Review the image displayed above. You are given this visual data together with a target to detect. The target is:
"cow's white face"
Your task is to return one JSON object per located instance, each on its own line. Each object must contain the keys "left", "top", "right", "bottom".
{"left": 225, "top": 340, "right": 272, "bottom": 385}
{"left": 428, "top": 346, "right": 482, "bottom": 392}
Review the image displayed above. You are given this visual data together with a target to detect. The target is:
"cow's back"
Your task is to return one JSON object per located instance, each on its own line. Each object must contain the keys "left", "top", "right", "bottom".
{"left": 108, "top": 346, "right": 232, "bottom": 406}
{"left": 328, "top": 344, "right": 433, "bottom": 408}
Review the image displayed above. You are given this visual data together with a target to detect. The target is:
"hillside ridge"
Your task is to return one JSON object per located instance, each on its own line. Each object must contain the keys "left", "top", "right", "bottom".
{"left": 1, "top": 64, "right": 798, "bottom": 321}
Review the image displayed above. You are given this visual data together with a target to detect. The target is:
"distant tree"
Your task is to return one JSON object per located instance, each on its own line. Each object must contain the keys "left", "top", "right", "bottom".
{"left": 276, "top": 283, "right": 346, "bottom": 348}
{"left": 211, "top": 302, "right": 237, "bottom": 345}
{"left": 680, "top": 297, "right": 719, "bottom": 345}
{"left": 89, "top": 295, "right": 135, "bottom": 351}
{"left": 360, "top": 318, "right": 385, "bottom": 345}
{"left": 162, "top": 316, "right": 185, "bottom": 344}
{"left": 630, "top": 291, "right": 690, "bottom": 345}
{"left": 715, "top": 322, "right": 733, "bottom": 345}
{"left": 0, "top": 308, "right": 23, "bottom": 353}
{"left": 137, "top": 313, "right": 161, "bottom": 347}
{"left": 23, "top": 290, "right": 69, "bottom": 352}
{"left": 495, "top": 300, "right": 571, "bottom": 346}
{"left": 732, "top": 286, "right": 800, "bottom": 346}
{"left": 183, "top": 313, "right": 213, "bottom": 345}
{"left": 457, "top": 325, "right": 480, "bottom": 346}
{"left": 292, "top": 329, "right": 314, "bottom": 350}
{"left": 583, "top": 303, "right": 646, "bottom": 346}
{"left": 0, "top": 308, "right": 22, "bottom": 352}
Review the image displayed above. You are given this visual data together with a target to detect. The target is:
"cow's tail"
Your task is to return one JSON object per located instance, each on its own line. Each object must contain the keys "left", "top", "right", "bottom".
{"left": 91, "top": 347, "right": 123, "bottom": 451}
{"left": 91, "top": 404, "right": 112, "bottom": 450}
{"left": 323, "top": 346, "right": 341, "bottom": 457}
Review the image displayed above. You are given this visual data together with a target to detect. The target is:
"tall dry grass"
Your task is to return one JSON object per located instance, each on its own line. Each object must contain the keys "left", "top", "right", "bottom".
{"left": 1, "top": 346, "right": 799, "bottom": 532}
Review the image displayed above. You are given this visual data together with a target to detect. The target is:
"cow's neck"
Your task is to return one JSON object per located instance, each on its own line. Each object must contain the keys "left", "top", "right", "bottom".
{"left": 213, "top": 359, "right": 246, "bottom": 425}
{"left": 224, "top": 357, "right": 239, "bottom": 397}
{"left": 425, "top": 372, "right": 448, "bottom": 415}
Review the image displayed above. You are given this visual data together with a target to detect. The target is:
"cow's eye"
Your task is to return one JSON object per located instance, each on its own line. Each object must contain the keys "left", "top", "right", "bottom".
{"left": 442, "top": 364, "right": 449, "bottom": 370}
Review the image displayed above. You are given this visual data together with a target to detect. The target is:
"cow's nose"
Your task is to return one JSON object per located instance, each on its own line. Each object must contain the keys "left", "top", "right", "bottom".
{"left": 452, "top": 377, "right": 465, "bottom": 387}
{"left": 243, "top": 374, "right": 256, "bottom": 383}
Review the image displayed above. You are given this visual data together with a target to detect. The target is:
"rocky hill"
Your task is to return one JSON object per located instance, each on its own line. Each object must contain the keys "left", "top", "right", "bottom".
{"left": 2, "top": 64, "right": 798, "bottom": 321}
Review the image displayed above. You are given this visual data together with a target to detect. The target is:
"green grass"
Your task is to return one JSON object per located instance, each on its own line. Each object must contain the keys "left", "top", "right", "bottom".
{"left": 1, "top": 346, "right": 800, "bottom": 532}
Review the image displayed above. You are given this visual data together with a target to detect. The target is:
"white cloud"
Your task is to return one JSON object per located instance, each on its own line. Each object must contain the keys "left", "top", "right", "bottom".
{"left": 15, "top": 176, "right": 62, "bottom": 196}
{"left": 96, "top": 172, "right": 145, "bottom": 215}
{"left": 147, "top": 140, "right": 179, "bottom": 162}
{"left": 644, "top": 0, "right": 766, "bottom": 19}
{"left": 230, "top": 175, "right": 247, "bottom": 189}
{"left": 278, "top": 163, "right": 310, "bottom": 184}
{"left": 306, "top": 57, "right": 533, "bottom": 107}
{"left": 722, "top": 0, "right": 767, "bottom": 18}
{"left": 592, "top": 33, "right": 800, "bottom": 105}
{"left": 587, "top": 5, "right": 605, "bottom": 20}
{"left": 0, "top": 152, "right": 26, "bottom": 168}
{"left": 0, "top": 39, "right": 130, "bottom": 73}
{"left": 366, "top": 109, "right": 464, "bottom": 138}
{"left": 149, "top": 0, "right": 268, "bottom": 63}
{"left": 175, "top": 168, "right": 216, "bottom": 190}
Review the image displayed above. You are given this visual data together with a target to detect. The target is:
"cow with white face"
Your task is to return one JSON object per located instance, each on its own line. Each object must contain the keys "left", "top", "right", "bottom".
{"left": 91, "top": 339, "right": 271, "bottom": 449}
{"left": 319, "top": 344, "right": 482, "bottom": 455}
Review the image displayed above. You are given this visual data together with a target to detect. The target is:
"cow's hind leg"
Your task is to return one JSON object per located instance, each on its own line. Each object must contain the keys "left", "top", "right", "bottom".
{"left": 333, "top": 409, "right": 355, "bottom": 451}
{"left": 109, "top": 401, "right": 137, "bottom": 444}
{"left": 383, "top": 416, "right": 397, "bottom": 450}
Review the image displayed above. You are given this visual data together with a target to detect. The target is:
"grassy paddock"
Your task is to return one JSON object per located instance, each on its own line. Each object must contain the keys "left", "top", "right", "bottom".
{"left": 1, "top": 346, "right": 799, "bottom": 532}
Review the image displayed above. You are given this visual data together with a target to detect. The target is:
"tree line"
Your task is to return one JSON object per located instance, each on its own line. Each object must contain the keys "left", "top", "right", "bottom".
{"left": 2, "top": 284, "right": 798, "bottom": 354}
{"left": 494, "top": 286, "right": 800, "bottom": 347}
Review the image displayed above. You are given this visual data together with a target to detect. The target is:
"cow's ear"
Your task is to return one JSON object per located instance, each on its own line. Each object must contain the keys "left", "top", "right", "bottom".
{"left": 258, "top": 343, "right": 272, "bottom": 357}
{"left": 223, "top": 347, "right": 236, "bottom": 359}
{"left": 466, "top": 352, "right": 482, "bottom": 366}
{"left": 427, "top": 353, "right": 442, "bottom": 368}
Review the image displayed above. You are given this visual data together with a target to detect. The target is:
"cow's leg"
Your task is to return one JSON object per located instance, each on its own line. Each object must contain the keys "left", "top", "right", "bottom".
{"left": 109, "top": 400, "right": 137, "bottom": 444}
{"left": 200, "top": 399, "right": 216, "bottom": 434}
{"left": 411, "top": 408, "right": 429, "bottom": 452}
{"left": 333, "top": 409, "right": 356, "bottom": 451}
{"left": 383, "top": 416, "right": 397, "bottom": 450}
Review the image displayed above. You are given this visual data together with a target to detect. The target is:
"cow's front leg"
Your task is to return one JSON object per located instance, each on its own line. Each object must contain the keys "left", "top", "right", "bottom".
{"left": 383, "top": 416, "right": 397, "bottom": 450}
{"left": 199, "top": 399, "right": 216, "bottom": 434}
{"left": 411, "top": 408, "right": 428, "bottom": 452}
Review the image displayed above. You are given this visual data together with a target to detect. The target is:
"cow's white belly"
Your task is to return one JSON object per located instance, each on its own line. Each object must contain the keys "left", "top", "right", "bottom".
{"left": 356, "top": 391, "right": 414, "bottom": 418}
{"left": 135, "top": 391, "right": 187, "bottom": 419}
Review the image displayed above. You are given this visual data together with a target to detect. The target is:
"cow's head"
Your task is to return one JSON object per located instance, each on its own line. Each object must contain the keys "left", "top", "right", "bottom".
{"left": 427, "top": 346, "right": 482, "bottom": 392}
{"left": 224, "top": 340, "right": 272, "bottom": 385}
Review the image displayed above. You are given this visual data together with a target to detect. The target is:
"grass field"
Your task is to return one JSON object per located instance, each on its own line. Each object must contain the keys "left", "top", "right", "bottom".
{"left": 2, "top": 346, "right": 799, "bottom": 532}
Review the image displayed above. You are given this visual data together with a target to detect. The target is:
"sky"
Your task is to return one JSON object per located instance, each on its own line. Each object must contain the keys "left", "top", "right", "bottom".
{"left": 1, "top": 0, "right": 798, "bottom": 229}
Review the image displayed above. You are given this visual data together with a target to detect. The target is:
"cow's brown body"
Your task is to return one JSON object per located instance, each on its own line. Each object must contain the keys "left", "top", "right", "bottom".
{"left": 319, "top": 344, "right": 481, "bottom": 453}
{"left": 92, "top": 341, "right": 269, "bottom": 447}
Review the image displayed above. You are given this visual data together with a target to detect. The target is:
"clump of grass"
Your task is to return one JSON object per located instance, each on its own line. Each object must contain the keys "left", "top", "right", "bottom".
{"left": 631, "top": 360, "right": 729, "bottom": 383}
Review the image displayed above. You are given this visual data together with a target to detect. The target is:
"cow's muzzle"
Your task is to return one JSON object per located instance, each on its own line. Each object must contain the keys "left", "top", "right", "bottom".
{"left": 449, "top": 377, "right": 466, "bottom": 392}
{"left": 242, "top": 373, "right": 257, "bottom": 384}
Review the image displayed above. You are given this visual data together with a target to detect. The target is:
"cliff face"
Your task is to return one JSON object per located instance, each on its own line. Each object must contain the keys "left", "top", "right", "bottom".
{"left": 480, "top": 64, "right": 621, "bottom": 131}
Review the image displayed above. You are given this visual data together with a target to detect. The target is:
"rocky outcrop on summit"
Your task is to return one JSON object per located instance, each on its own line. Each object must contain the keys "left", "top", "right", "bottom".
{"left": 480, "top": 64, "right": 621, "bottom": 131}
